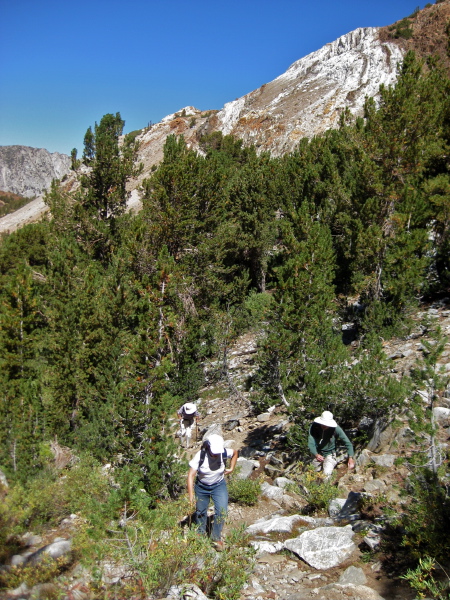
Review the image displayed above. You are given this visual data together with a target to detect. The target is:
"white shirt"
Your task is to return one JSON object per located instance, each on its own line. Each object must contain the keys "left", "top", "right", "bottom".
{"left": 189, "top": 448, "right": 233, "bottom": 485}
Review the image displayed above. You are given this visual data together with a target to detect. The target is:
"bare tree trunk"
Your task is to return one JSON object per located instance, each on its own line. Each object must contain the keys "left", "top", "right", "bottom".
{"left": 428, "top": 379, "right": 439, "bottom": 477}
{"left": 276, "top": 359, "right": 290, "bottom": 407}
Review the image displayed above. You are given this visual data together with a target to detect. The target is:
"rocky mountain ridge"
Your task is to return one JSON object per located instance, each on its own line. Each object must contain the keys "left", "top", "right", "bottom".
{"left": 211, "top": 27, "right": 403, "bottom": 156}
{"left": 2, "top": 0, "right": 450, "bottom": 234}
{"left": 0, "top": 146, "right": 71, "bottom": 199}
{"left": 0, "top": 23, "right": 403, "bottom": 233}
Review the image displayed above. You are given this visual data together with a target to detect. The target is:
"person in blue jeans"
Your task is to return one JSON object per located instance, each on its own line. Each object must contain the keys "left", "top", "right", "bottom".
{"left": 187, "top": 434, "right": 238, "bottom": 550}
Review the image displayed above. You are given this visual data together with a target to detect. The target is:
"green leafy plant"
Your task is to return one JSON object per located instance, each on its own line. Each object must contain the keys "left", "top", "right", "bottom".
{"left": 94, "top": 498, "right": 254, "bottom": 599}
{"left": 290, "top": 466, "right": 339, "bottom": 513}
{"left": 401, "top": 556, "right": 450, "bottom": 599}
{"left": 228, "top": 474, "right": 261, "bottom": 506}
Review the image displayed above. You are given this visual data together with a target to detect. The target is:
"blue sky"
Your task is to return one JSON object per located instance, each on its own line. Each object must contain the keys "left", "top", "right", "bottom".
{"left": 0, "top": 0, "right": 424, "bottom": 155}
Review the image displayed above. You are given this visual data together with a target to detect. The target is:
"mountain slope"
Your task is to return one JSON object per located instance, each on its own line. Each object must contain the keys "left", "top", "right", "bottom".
{"left": 0, "top": 145, "right": 71, "bottom": 199}
{"left": 2, "top": 1, "right": 450, "bottom": 233}
{"left": 211, "top": 27, "right": 404, "bottom": 156}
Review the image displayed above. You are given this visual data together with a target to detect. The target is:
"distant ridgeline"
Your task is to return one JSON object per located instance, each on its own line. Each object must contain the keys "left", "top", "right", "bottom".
{"left": 0, "top": 145, "right": 71, "bottom": 199}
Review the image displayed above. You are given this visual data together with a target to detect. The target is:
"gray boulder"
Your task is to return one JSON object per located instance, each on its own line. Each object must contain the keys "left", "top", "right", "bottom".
{"left": 264, "top": 464, "right": 282, "bottom": 478}
{"left": 239, "top": 446, "right": 258, "bottom": 458}
{"left": 367, "top": 419, "right": 394, "bottom": 453}
{"left": 250, "top": 540, "right": 284, "bottom": 555}
{"left": 202, "top": 424, "right": 222, "bottom": 440}
{"left": 6, "top": 582, "right": 29, "bottom": 598}
{"left": 364, "top": 531, "right": 381, "bottom": 550}
{"left": 297, "top": 515, "right": 334, "bottom": 527}
{"left": 0, "top": 468, "right": 8, "bottom": 488}
{"left": 274, "top": 476, "right": 294, "bottom": 489}
{"left": 260, "top": 481, "right": 285, "bottom": 502}
{"left": 363, "top": 479, "right": 386, "bottom": 494}
{"left": 284, "top": 525, "right": 356, "bottom": 569}
{"left": 433, "top": 407, "right": 450, "bottom": 426}
{"left": 246, "top": 514, "right": 305, "bottom": 534}
{"left": 257, "top": 413, "right": 271, "bottom": 422}
{"left": 308, "top": 584, "right": 385, "bottom": 599}
{"left": 335, "top": 491, "right": 362, "bottom": 522}
{"left": 26, "top": 539, "right": 72, "bottom": 565}
{"left": 356, "top": 449, "right": 373, "bottom": 468}
{"left": 167, "top": 583, "right": 211, "bottom": 599}
{"left": 371, "top": 454, "right": 396, "bottom": 468}
{"left": 235, "top": 458, "right": 255, "bottom": 479}
{"left": 328, "top": 498, "right": 347, "bottom": 517}
{"left": 338, "top": 565, "right": 367, "bottom": 585}
{"left": 223, "top": 418, "right": 239, "bottom": 431}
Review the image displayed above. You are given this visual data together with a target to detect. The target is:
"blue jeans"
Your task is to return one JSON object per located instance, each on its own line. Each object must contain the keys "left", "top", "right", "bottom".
{"left": 194, "top": 478, "right": 228, "bottom": 541}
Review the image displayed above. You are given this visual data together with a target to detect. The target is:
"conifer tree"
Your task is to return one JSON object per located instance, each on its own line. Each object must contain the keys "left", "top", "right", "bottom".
{"left": 255, "top": 202, "right": 338, "bottom": 410}
{"left": 0, "top": 226, "right": 49, "bottom": 479}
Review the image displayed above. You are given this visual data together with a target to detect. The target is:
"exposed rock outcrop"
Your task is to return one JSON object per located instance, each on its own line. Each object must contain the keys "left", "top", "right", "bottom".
{"left": 215, "top": 27, "right": 404, "bottom": 156}
{"left": 0, "top": 146, "right": 71, "bottom": 198}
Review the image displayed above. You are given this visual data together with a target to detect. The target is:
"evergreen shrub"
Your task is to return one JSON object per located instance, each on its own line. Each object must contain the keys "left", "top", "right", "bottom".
{"left": 228, "top": 474, "right": 261, "bottom": 505}
{"left": 290, "top": 466, "right": 339, "bottom": 512}
{"left": 401, "top": 556, "right": 450, "bottom": 600}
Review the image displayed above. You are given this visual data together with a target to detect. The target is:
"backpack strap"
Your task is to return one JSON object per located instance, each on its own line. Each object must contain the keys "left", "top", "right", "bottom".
{"left": 199, "top": 445, "right": 207, "bottom": 469}
{"left": 198, "top": 443, "right": 228, "bottom": 469}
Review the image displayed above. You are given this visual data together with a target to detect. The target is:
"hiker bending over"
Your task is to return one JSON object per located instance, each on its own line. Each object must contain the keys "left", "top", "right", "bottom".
{"left": 177, "top": 402, "right": 200, "bottom": 448}
{"left": 308, "top": 411, "right": 355, "bottom": 480}
{"left": 187, "top": 434, "right": 238, "bottom": 550}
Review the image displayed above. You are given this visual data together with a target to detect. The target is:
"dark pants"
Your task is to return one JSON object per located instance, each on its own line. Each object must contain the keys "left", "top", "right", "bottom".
{"left": 194, "top": 478, "right": 228, "bottom": 541}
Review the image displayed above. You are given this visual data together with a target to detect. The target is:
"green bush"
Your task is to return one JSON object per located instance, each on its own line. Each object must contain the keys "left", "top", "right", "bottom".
{"left": 394, "top": 18, "right": 414, "bottom": 39}
{"left": 92, "top": 498, "right": 254, "bottom": 599}
{"left": 228, "top": 475, "right": 261, "bottom": 506}
{"left": 400, "top": 470, "right": 450, "bottom": 562}
{"left": 0, "top": 554, "right": 70, "bottom": 592}
{"left": 2, "top": 454, "right": 113, "bottom": 533}
{"left": 289, "top": 466, "right": 339, "bottom": 513}
{"left": 401, "top": 556, "right": 450, "bottom": 600}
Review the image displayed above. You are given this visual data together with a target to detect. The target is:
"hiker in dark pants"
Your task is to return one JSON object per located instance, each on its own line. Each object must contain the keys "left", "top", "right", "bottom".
{"left": 308, "top": 411, "right": 355, "bottom": 480}
{"left": 187, "top": 434, "right": 238, "bottom": 550}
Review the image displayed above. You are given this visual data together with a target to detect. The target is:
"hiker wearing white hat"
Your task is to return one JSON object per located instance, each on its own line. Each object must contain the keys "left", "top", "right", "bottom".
{"left": 177, "top": 403, "right": 200, "bottom": 448}
{"left": 308, "top": 411, "right": 355, "bottom": 479}
{"left": 187, "top": 434, "right": 238, "bottom": 550}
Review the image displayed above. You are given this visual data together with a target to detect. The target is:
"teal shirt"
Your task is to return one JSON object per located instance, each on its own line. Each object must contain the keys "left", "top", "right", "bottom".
{"left": 308, "top": 424, "right": 354, "bottom": 458}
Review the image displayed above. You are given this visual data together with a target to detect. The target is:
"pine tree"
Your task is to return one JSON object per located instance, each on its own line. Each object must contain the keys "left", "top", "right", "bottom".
{"left": 255, "top": 202, "right": 338, "bottom": 410}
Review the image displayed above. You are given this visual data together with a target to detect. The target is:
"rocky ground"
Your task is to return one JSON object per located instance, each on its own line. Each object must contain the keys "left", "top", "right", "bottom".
{"left": 175, "top": 300, "right": 450, "bottom": 600}
{"left": 2, "top": 302, "right": 450, "bottom": 600}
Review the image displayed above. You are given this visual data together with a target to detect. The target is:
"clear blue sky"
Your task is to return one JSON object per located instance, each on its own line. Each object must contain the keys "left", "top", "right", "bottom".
{"left": 0, "top": 0, "right": 424, "bottom": 155}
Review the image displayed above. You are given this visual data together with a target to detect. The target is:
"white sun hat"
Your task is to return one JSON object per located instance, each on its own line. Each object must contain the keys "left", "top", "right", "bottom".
{"left": 183, "top": 403, "right": 197, "bottom": 415}
{"left": 313, "top": 411, "right": 337, "bottom": 428}
{"left": 207, "top": 434, "right": 224, "bottom": 454}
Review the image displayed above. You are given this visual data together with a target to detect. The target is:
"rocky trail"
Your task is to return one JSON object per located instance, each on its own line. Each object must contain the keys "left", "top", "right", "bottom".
{"left": 2, "top": 302, "right": 450, "bottom": 600}
{"left": 173, "top": 301, "right": 450, "bottom": 600}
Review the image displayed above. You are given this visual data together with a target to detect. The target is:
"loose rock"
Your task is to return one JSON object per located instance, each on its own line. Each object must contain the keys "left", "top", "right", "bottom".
{"left": 284, "top": 525, "right": 356, "bottom": 569}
